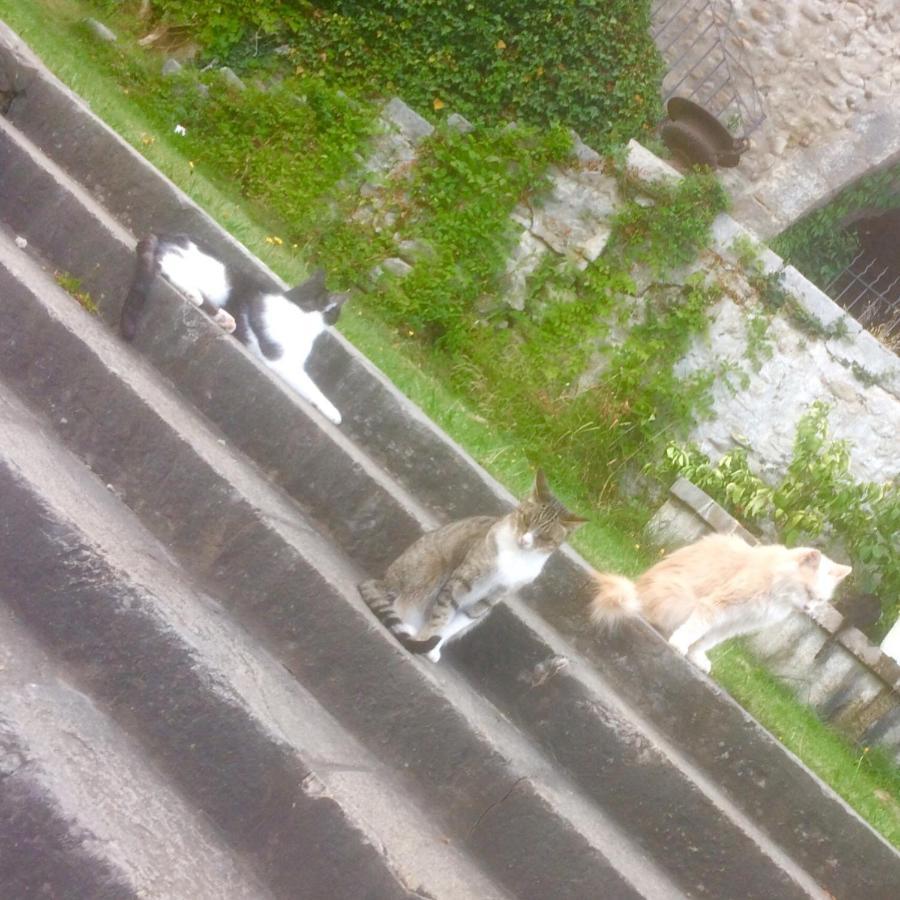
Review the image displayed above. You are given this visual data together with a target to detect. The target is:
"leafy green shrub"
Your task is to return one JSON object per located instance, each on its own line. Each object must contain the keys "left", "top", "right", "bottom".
{"left": 347, "top": 123, "right": 571, "bottom": 349}
{"left": 138, "top": 0, "right": 664, "bottom": 151}
{"left": 309, "top": 118, "right": 725, "bottom": 502}
{"left": 665, "top": 402, "right": 900, "bottom": 636}
{"left": 172, "top": 75, "right": 378, "bottom": 242}
{"left": 609, "top": 169, "right": 729, "bottom": 275}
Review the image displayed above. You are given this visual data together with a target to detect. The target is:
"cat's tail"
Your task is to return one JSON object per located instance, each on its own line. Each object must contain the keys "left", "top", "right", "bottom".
{"left": 120, "top": 233, "right": 160, "bottom": 341}
{"left": 357, "top": 579, "right": 441, "bottom": 655}
{"left": 590, "top": 573, "right": 642, "bottom": 628}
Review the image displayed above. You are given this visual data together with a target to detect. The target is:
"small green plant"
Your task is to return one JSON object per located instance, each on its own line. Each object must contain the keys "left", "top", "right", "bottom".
{"left": 54, "top": 271, "right": 98, "bottom": 314}
{"left": 665, "top": 402, "right": 900, "bottom": 636}
{"left": 744, "top": 311, "right": 773, "bottom": 370}
{"left": 850, "top": 360, "right": 882, "bottom": 388}
{"left": 745, "top": 265, "right": 848, "bottom": 342}
{"left": 609, "top": 169, "right": 729, "bottom": 277}
{"left": 342, "top": 122, "right": 573, "bottom": 350}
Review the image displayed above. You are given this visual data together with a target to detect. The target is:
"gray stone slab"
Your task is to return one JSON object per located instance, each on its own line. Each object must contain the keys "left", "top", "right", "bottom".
{"left": 0, "top": 233, "right": 642, "bottom": 900}
{"left": 0, "top": 400, "right": 417, "bottom": 900}
{"left": 83, "top": 17, "right": 116, "bottom": 43}
{"left": 219, "top": 66, "right": 246, "bottom": 91}
{"left": 162, "top": 57, "right": 183, "bottom": 77}
{"left": 0, "top": 608, "right": 269, "bottom": 900}
{"left": 4, "top": 23, "right": 899, "bottom": 892}
{"left": 447, "top": 112, "right": 474, "bottom": 134}
{"left": 383, "top": 96, "right": 434, "bottom": 144}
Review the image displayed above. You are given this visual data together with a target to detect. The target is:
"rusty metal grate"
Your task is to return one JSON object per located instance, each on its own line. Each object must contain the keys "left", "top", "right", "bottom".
{"left": 651, "top": 0, "right": 766, "bottom": 138}
{"left": 826, "top": 251, "right": 900, "bottom": 349}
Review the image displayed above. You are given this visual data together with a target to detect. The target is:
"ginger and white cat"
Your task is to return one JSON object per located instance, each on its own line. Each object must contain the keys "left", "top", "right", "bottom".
{"left": 591, "top": 533, "right": 852, "bottom": 673}
{"left": 120, "top": 233, "right": 347, "bottom": 424}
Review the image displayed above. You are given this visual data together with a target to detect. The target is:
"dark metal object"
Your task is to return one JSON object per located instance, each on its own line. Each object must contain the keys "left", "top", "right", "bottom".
{"left": 651, "top": 0, "right": 766, "bottom": 139}
{"left": 661, "top": 96, "right": 749, "bottom": 168}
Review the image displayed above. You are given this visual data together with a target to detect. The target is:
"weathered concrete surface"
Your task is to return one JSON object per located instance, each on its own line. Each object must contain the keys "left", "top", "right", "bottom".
{"left": 0, "top": 232, "right": 647, "bottom": 900}
{"left": 1, "top": 20, "right": 899, "bottom": 899}
{"left": 0, "top": 607, "right": 271, "bottom": 900}
{"left": 0, "top": 387, "right": 506, "bottom": 900}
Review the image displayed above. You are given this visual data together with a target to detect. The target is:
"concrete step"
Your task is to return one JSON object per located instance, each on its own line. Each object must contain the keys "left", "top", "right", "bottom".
{"left": 0, "top": 387, "right": 509, "bottom": 900}
{"left": 0, "top": 605, "right": 271, "bottom": 900}
{"left": 0, "top": 229, "right": 658, "bottom": 899}
{"left": 0, "top": 158, "right": 821, "bottom": 897}
{"left": 2, "top": 20, "right": 898, "bottom": 898}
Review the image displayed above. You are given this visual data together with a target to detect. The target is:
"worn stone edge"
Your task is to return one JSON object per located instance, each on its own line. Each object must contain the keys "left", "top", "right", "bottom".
{"left": 625, "top": 140, "right": 900, "bottom": 399}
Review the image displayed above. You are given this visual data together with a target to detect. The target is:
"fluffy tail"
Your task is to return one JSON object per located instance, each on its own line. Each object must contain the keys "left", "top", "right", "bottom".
{"left": 357, "top": 579, "right": 440, "bottom": 655}
{"left": 120, "top": 234, "right": 160, "bottom": 341}
{"left": 590, "top": 573, "right": 642, "bottom": 628}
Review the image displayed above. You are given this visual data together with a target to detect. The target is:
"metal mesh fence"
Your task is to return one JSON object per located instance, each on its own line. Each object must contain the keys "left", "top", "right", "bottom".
{"left": 651, "top": 0, "right": 766, "bottom": 138}
{"left": 826, "top": 251, "right": 900, "bottom": 348}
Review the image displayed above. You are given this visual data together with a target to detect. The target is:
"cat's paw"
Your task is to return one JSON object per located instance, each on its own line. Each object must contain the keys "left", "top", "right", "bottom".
{"left": 320, "top": 405, "right": 342, "bottom": 426}
{"left": 689, "top": 652, "right": 712, "bottom": 674}
{"left": 213, "top": 309, "right": 237, "bottom": 333}
{"left": 425, "top": 646, "right": 442, "bottom": 664}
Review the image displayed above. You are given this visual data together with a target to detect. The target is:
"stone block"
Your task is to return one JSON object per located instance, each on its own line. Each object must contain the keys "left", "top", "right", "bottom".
{"left": 382, "top": 96, "right": 434, "bottom": 143}
{"left": 511, "top": 166, "right": 618, "bottom": 267}
{"left": 831, "top": 688, "right": 899, "bottom": 743}
{"left": 219, "top": 66, "right": 246, "bottom": 91}
{"left": 161, "top": 58, "right": 183, "bottom": 77}
{"left": 862, "top": 704, "right": 900, "bottom": 763}
{"left": 625, "top": 139, "right": 681, "bottom": 186}
{"left": 377, "top": 257, "right": 413, "bottom": 278}
{"left": 83, "top": 18, "right": 116, "bottom": 43}
{"left": 502, "top": 228, "right": 548, "bottom": 310}
{"left": 645, "top": 478, "right": 758, "bottom": 550}
{"left": 446, "top": 112, "right": 474, "bottom": 133}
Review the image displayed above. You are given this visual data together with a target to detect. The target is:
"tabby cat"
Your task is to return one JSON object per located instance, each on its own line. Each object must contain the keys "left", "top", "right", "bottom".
{"left": 120, "top": 233, "right": 347, "bottom": 424}
{"left": 359, "top": 471, "right": 586, "bottom": 662}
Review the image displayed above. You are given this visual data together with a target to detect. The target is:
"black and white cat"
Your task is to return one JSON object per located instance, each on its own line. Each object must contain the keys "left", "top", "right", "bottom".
{"left": 120, "top": 233, "right": 347, "bottom": 424}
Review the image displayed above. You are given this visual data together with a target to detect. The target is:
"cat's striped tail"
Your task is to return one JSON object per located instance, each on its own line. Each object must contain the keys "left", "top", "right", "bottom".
{"left": 120, "top": 233, "right": 160, "bottom": 341}
{"left": 357, "top": 579, "right": 440, "bottom": 655}
{"left": 590, "top": 573, "right": 642, "bottom": 628}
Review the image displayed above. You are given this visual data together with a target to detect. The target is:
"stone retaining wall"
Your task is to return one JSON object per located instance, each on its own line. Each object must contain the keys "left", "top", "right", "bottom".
{"left": 628, "top": 143, "right": 899, "bottom": 485}
{"left": 361, "top": 99, "right": 900, "bottom": 485}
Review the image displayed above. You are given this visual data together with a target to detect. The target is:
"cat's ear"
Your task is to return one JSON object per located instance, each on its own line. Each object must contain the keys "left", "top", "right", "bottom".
{"left": 797, "top": 549, "right": 822, "bottom": 569}
{"left": 284, "top": 268, "right": 327, "bottom": 308}
{"left": 562, "top": 512, "right": 589, "bottom": 530}
{"left": 323, "top": 291, "right": 349, "bottom": 325}
{"left": 531, "top": 468, "right": 553, "bottom": 503}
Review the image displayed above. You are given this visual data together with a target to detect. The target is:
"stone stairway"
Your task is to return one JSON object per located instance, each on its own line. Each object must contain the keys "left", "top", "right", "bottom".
{"left": 1, "top": 22, "right": 898, "bottom": 900}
